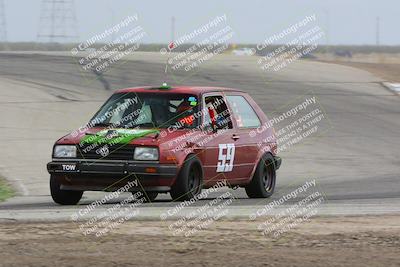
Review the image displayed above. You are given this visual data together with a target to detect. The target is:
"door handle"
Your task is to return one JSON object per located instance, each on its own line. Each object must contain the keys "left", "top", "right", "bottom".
{"left": 231, "top": 134, "right": 240, "bottom": 140}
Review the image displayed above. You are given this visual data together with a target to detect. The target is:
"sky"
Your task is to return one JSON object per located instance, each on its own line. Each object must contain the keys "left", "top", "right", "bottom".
{"left": 2, "top": 0, "right": 400, "bottom": 45}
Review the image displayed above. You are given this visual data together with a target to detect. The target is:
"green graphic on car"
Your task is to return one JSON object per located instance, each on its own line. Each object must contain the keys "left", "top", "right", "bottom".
{"left": 80, "top": 128, "right": 160, "bottom": 145}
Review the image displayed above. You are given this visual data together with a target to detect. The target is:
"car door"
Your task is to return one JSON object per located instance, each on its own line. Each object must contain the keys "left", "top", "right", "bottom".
{"left": 196, "top": 92, "right": 242, "bottom": 186}
{"left": 224, "top": 93, "right": 262, "bottom": 183}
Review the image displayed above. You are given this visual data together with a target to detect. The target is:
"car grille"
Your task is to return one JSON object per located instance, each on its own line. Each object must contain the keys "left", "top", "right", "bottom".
{"left": 77, "top": 144, "right": 135, "bottom": 161}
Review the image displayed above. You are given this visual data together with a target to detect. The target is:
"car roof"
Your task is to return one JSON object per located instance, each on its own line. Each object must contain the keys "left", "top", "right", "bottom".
{"left": 115, "top": 86, "right": 245, "bottom": 95}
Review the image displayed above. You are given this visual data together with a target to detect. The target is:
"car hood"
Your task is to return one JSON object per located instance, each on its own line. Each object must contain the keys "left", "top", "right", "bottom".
{"left": 57, "top": 127, "right": 195, "bottom": 148}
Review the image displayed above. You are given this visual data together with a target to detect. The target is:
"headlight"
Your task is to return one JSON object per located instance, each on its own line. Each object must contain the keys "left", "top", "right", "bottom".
{"left": 134, "top": 147, "right": 159, "bottom": 160}
{"left": 53, "top": 145, "right": 77, "bottom": 158}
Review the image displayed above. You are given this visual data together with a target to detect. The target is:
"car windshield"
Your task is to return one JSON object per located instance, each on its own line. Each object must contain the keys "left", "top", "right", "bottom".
{"left": 89, "top": 92, "right": 200, "bottom": 129}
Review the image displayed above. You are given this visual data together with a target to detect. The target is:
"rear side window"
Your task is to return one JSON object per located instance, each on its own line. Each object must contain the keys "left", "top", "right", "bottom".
{"left": 226, "top": 95, "right": 261, "bottom": 128}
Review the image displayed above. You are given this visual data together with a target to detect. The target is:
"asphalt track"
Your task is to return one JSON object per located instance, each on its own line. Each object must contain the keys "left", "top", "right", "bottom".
{"left": 0, "top": 52, "right": 399, "bottom": 221}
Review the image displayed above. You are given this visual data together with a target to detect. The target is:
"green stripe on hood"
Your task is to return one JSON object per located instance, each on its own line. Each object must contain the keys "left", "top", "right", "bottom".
{"left": 80, "top": 128, "right": 159, "bottom": 145}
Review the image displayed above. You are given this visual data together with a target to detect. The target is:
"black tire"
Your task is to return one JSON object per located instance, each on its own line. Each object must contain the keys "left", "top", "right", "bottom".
{"left": 139, "top": 191, "right": 158, "bottom": 202}
{"left": 245, "top": 153, "right": 276, "bottom": 198}
{"left": 50, "top": 175, "right": 83, "bottom": 205}
{"left": 170, "top": 155, "right": 203, "bottom": 201}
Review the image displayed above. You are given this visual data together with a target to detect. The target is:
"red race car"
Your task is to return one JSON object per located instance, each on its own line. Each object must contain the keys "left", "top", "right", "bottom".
{"left": 47, "top": 84, "right": 281, "bottom": 204}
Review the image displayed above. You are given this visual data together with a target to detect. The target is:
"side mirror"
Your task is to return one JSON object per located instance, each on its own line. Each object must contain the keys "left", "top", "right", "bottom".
{"left": 201, "top": 124, "right": 215, "bottom": 134}
{"left": 212, "top": 125, "right": 218, "bottom": 134}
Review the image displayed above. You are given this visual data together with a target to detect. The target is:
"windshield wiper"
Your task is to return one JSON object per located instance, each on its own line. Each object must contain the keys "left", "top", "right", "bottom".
{"left": 124, "top": 123, "right": 156, "bottom": 129}
{"left": 91, "top": 122, "right": 112, "bottom": 127}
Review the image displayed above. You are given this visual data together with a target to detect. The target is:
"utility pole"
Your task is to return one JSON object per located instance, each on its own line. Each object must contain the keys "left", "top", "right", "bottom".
{"left": 323, "top": 9, "right": 330, "bottom": 54}
{"left": 37, "top": 0, "right": 79, "bottom": 43}
{"left": 171, "top": 16, "right": 175, "bottom": 43}
{"left": 376, "top": 16, "right": 380, "bottom": 46}
{"left": 0, "top": 0, "right": 6, "bottom": 42}
{"left": 106, "top": 0, "right": 115, "bottom": 43}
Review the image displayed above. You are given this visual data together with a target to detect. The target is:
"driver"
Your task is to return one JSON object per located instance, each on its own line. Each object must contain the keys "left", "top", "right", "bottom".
{"left": 176, "top": 101, "right": 195, "bottom": 126}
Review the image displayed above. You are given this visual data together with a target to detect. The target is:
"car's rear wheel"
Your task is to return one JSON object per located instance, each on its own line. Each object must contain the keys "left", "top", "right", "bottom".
{"left": 50, "top": 175, "right": 83, "bottom": 205}
{"left": 245, "top": 153, "right": 276, "bottom": 198}
{"left": 170, "top": 155, "right": 202, "bottom": 201}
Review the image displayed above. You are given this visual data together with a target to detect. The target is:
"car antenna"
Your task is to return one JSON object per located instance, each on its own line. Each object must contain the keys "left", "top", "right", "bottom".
{"left": 163, "top": 41, "right": 175, "bottom": 86}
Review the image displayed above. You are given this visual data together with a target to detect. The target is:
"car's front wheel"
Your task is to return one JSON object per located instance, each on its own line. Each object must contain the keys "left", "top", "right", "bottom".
{"left": 170, "top": 155, "right": 202, "bottom": 201}
{"left": 245, "top": 153, "right": 276, "bottom": 198}
{"left": 50, "top": 175, "right": 83, "bottom": 205}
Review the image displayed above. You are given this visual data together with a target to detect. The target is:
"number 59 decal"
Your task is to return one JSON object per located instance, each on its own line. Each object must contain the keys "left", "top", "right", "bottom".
{"left": 216, "top": 143, "right": 235, "bottom": 172}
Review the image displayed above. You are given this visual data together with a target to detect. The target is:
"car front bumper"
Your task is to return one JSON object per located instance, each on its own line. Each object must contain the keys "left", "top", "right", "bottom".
{"left": 47, "top": 159, "right": 178, "bottom": 192}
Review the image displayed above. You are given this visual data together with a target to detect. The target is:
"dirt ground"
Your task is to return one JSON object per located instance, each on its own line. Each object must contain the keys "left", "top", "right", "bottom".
{"left": 315, "top": 52, "right": 400, "bottom": 82}
{"left": 322, "top": 60, "right": 400, "bottom": 83}
{"left": 0, "top": 215, "right": 399, "bottom": 267}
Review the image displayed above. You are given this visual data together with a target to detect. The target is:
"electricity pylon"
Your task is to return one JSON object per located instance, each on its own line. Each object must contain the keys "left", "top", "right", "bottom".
{"left": 37, "top": 0, "right": 79, "bottom": 42}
